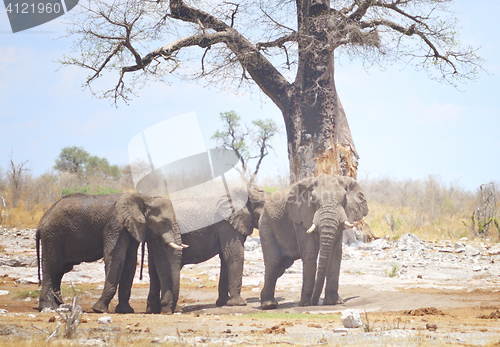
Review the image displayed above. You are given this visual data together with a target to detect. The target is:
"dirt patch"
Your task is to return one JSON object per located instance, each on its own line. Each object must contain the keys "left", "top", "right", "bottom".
{"left": 2, "top": 230, "right": 500, "bottom": 345}
{"left": 404, "top": 307, "right": 445, "bottom": 316}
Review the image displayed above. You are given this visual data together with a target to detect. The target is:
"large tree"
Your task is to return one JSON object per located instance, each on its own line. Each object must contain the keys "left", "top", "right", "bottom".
{"left": 64, "top": 0, "right": 483, "bottom": 181}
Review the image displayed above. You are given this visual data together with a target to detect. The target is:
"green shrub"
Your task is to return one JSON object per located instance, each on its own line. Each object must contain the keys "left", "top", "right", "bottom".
{"left": 61, "top": 186, "right": 120, "bottom": 196}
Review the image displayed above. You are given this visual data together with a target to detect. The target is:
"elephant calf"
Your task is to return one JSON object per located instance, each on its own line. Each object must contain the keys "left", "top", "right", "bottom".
{"left": 36, "top": 192, "right": 184, "bottom": 313}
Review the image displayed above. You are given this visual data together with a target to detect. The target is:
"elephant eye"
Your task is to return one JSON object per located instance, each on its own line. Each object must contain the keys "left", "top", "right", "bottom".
{"left": 357, "top": 192, "right": 366, "bottom": 202}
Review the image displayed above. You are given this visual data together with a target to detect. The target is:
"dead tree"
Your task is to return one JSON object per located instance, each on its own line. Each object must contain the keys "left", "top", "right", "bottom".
{"left": 474, "top": 183, "right": 498, "bottom": 237}
{"left": 7, "top": 156, "right": 30, "bottom": 208}
{"left": 63, "top": 0, "right": 484, "bottom": 181}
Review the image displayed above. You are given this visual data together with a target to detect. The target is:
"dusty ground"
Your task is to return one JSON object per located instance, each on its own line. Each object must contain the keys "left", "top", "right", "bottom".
{"left": 1, "top": 229, "right": 500, "bottom": 345}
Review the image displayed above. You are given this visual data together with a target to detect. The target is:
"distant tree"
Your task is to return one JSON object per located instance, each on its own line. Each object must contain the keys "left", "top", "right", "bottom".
{"left": 86, "top": 156, "right": 121, "bottom": 181}
{"left": 54, "top": 146, "right": 90, "bottom": 175}
{"left": 54, "top": 146, "right": 121, "bottom": 185}
{"left": 7, "top": 155, "right": 31, "bottom": 208}
{"left": 211, "top": 111, "right": 280, "bottom": 184}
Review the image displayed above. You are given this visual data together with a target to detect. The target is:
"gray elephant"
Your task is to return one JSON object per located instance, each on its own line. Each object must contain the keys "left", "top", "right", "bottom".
{"left": 259, "top": 174, "right": 368, "bottom": 309}
{"left": 146, "top": 187, "right": 267, "bottom": 313}
{"left": 36, "top": 192, "right": 184, "bottom": 313}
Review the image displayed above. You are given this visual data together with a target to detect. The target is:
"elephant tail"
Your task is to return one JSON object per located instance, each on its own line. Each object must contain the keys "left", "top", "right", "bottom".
{"left": 36, "top": 229, "right": 41, "bottom": 286}
{"left": 139, "top": 242, "right": 145, "bottom": 281}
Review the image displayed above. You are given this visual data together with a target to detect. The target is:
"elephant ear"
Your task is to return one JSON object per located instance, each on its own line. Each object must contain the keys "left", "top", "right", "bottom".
{"left": 217, "top": 191, "right": 254, "bottom": 237}
{"left": 286, "top": 177, "right": 318, "bottom": 228}
{"left": 338, "top": 176, "right": 368, "bottom": 223}
{"left": 114, "top": 193, "right": 148, "bottom": 243}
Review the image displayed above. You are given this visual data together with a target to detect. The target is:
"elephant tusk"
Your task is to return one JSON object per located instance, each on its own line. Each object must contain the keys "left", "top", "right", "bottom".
{"left": 306, "top": 223, "right": 317, "bottom": 233}
{"left": 181, "top": 244, "right": 189, "bottom": 248}
{"left": 344, "top": 220, "right": 355, "bottom": 228}
{"left": 168, "top": 242, "right": 185, "bottom": 251}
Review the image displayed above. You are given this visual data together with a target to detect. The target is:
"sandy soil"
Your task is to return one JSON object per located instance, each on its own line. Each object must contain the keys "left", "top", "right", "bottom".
{"left": 1, "top": 230, "right": 500, "bottom": 345}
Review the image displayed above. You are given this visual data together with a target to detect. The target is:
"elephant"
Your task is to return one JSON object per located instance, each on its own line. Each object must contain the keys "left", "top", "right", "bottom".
{"left": 36, "top": 192, "right": 184, "bottom": 314}
{"left": 259, "top": 174, "right": 368, "bottom": 309}
{"left": 146, "top": 186, "right": 267, "bottom": 313}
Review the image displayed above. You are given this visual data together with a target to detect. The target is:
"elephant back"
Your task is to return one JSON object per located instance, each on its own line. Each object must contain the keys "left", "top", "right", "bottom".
{"left": 172, "top": 196, "right": 221, "bottom": 234}
{"left": 264, "top": 188, "right": 289, "bottom": 221}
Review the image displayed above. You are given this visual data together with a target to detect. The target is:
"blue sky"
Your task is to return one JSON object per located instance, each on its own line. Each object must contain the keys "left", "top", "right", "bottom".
{"left": 1, "top": 0, "right": 498, "bottom": 191}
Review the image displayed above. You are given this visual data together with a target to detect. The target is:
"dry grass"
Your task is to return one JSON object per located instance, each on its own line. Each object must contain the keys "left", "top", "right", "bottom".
{"left": 359, "top": 176, "right": 499, "bottom": 241}
{"left": 2, "top": 167, "right": 500, "bottom": 243}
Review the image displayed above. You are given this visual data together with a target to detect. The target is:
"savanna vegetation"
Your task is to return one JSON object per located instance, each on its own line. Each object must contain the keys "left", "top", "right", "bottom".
{"left": 1, "top": 148, "right": 498, "bottom": 242}
{"left": 0, "top": 148, "right": 134, "bottom": 228}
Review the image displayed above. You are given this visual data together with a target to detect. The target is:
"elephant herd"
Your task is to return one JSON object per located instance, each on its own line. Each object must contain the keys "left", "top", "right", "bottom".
{"left": 36, "top": 174, "right": 368, "bottom": 314}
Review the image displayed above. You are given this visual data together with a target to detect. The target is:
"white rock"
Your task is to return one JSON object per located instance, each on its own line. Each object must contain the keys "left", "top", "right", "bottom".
{"left": 341, "top": 309, "right": 363, "bottom": 328}
{"left": 465, "top": 245, "right": 480, "bottom": 257}
{"left": 396, "top": 234, "right": 426, "bottom": 253}
{"left": 473, "top": 266, "right": 482, "bottom": 272}
{"left": 41, "top": 308, "right": 55, "bottom": 313}
{"left": 28, "top": 314, "right": 36, "bottom": 318}
{"left": 0, "top": 309, "right": 9, "bottom": 314}
{"left": 460, "top": 237, "right": 468, "bottom": 241}
{"left": 333, "top": 328, "right": 349, "bottom": 334}
{"left": 360, "top": 238, "right": 388, "bottom": 251}
{"left": 97, "top": 316, "right": 113, "bottom": 324}
{"left": 0, "top": 290, "right": 9, "bottom": 296}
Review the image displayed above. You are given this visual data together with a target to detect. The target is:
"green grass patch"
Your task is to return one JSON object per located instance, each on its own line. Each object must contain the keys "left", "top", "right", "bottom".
{"left": 15, "top": 289, "right": 40, "bottom": 300}
{"left": 61, "top": 186, "right": 120, "bottom": 196}
{"left": 385, "top": 264, "right": 400, "bottom": 278}
{"left": 244, "top": 311, "right": 341, "bottom": 321}
{"left": 61, "top": 285, "right": 84, "bottom": 297}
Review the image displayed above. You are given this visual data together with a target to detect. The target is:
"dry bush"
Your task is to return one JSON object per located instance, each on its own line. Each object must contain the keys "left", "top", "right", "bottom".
{"left": 359, "top": 175, "right": 489, "bottom": 241}
{"left": 0, "top": 166, "right": 129, "bottom": 228}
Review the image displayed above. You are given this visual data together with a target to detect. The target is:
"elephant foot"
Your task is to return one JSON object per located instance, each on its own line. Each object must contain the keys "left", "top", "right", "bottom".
{"left": 160, "top": 306, "right": 175, "bottom": 315}
{"left": 226, "top": 296, "right": 247, "bottom": 306}
{"left": 260, "top": 300, "right": 278, "bottom": 310}
{"left": 115, "top": 303, "right": 135, "bottom": 314}
{"left": 323, "top": 295, "right": 344, "bottom": 305}
{"left": 146, "top": 295, "right": 161, "bottom": 314}
{"left": 299, "top": 298, "right": 312, "bottom": 307}
{"left": 216, "top": 296, "right": 229, "bottom": 307}
{"left": 92, "top": 301, "right": 109, "bottom": 314}
{"left": 38, "top": 299, "right": 58, "bottom": 312}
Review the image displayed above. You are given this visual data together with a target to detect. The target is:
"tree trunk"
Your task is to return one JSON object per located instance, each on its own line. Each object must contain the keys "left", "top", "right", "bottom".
{"left": 285, "top": 78, "right": 358, "bottom": 182}
{"left": 281, "top": 4, "right": 358, "bottom": 182}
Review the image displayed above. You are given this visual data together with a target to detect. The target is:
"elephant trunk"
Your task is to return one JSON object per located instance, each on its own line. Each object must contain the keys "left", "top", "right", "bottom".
{"left": 310, "top": 205, "right": 341, "bottom": 305}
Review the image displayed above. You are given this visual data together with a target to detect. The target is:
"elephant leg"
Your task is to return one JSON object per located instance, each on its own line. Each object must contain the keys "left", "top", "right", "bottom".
{"left": 297, "top": 229, "right": 319, "bottom": 307}
{"left": 148, "top": 242, "right": 180, "bottom": 314}
{"left": 92, "top": 234, "right": 129, "bottom": 313}
{"left": 260, "top": 232, "right": 283, "bottom": 310}
{"left": 39, "top": 253, "right": 66, "bottom": 311}
{"left": 146, "top": 245, "right": 161, "bottom": 314}
{"left": 215, "top": 255, "right": 230, "bottom": 307}
{"left": 115, "top": 240, "right": 139, "bottom": 314}
{"left": 52, "top": 263, "right": 74, "bottom": 306}
{"left": 323, "top": 230, "right": 344, "bottom": 305}
{"left": 219, "top": 227, "right": 246, "bottom": 306}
